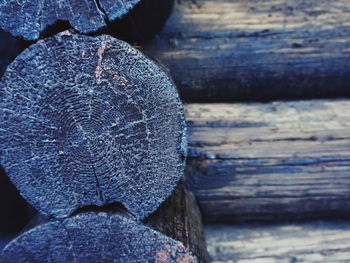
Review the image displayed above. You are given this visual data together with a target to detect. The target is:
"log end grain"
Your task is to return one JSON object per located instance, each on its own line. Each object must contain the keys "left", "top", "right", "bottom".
{"left": 0, "top": 0, "right": 174, "bottom": 42}
{"left": 0, "top": 31, "right": 186, "bottom": 220}
{"left": 1, "top": 212, "right": 199, "bottom": 263}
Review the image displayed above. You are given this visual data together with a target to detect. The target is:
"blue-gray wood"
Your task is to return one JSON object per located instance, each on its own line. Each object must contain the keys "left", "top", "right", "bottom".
{"left": 146, "top": 183, "right": 210, "bottom": 263}
{"left": 143, "top": 0, "right": 350, "bottom": 102}
{"left": 185, "top": 100, "right": 350, "bottom": 222}
{"left": 0, "top": 0, "right": 141, "bottom": 40}
{"left": 1, "top": 212, "right": 198, "bottom": 263}
{"left": 0, "top": 31, "right": 186, "bottom": 220}
{"left": 205, "top": 221, "right": 350, "bottom": 262}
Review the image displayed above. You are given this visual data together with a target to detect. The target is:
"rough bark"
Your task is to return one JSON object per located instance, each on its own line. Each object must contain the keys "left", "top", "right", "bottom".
{"left": 205, "top": 220, "right": 350, "bottom": 263}
{"left": 144, "top": 0, "right": 350, "bottom": 102}
{"left": 1, "top": 212, "right": 198, "bottom": 263}
{"left": 0, "top": 31, "right": 186, "bottom": 220}
{"left": 147, "top": 183, "right": 210, "bottom": 263}
{"left": 0, "top": 0, "right": 174, "bottom": 41}
{"left": 185, "top": 100, "right": 350, "bottom": 222}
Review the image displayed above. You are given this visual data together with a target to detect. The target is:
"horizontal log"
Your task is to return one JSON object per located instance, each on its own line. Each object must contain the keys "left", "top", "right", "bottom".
{"left": 185, "top": 99, "right": 350, "bottom": 222}
{"left": 0, "top": 182, "right": 208, "bottom": 261}
{"left": 147, "top": 183, "right": 210, "bottom": 262}
{"left": 0, "top": 31, "right": 186, "bottom": 220}
{"left": 0, "top": 0, "right": 173, "bottom": 42}
{"left": 1, "top": 212, "right": 199, "bottom": 263}
{"left": 205, "top": 220, "right": 350, "bottom": 263}
{"left": 144, "top": 0, "right": 350, "bottom": 102}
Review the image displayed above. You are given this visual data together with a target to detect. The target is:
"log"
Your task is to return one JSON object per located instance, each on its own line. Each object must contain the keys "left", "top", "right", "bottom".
{"left": 147, "top": 183, "right": 210, "bottom": 263}
{"left": 205, "top": 220, "right": 350, "bottom": 263}
{"left": 1, "top": 212, "right": 199, "bottom": 263}
{"left": 0, "top": 31, "right": 186, "bottom": 220}
{"left": 0, "top": 181, "right": 209, "bottom": 261}
{"left": 0, "top": 0, "right": 174, "bottom": 41}
{"left": 143, "top": 0, "right": 350, "bottom": 102}
{"left": 185, "top": 100, "right": 350, "bottom": 222}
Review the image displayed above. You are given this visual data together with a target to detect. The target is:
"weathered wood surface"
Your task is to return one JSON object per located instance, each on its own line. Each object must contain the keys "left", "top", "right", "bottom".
{"left": 0, "top": 0, "right": 139, "bottom": 40}
{"left": 144, "top": 0, "right": 350, "bottom": 102}
{"left": 0, "top": 182, "right": 209, "bottom": 261}
{"left": 0, "top": 0, "right": 174, "bottom": 41}
{"left": 185, "top": 100, "right": 350, "bottom": 222}
{"left": 205, "top": 220, "right": 350, "bottom": 263}
{"left": 0, "top": 238, "right": 11, "bottom": 253}
{"left": 0, "top": 31, "right": 186, "bottom": 220}
{"left": 1, "top": 212, "right": 199, "bottom": 263}
{"left": 147, "top": 183, "right": 210, "bottom": 263}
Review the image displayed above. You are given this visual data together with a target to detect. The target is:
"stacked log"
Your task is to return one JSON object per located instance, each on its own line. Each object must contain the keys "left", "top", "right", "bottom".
{"left": 185, "top": 100, "right": 350, "bottom": 223}
{"left": 0, "top": 13, "right": 207, "bottom": 262}
{"left": 144, "top": 0, "right": 350, "bottom": 102}
{"left": 0, "top": 0, "right": 174, "bottom": 43}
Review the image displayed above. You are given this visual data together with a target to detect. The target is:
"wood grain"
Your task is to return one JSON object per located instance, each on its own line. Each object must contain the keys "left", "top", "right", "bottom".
{"left": 0, "top": 31, "right": 186, "bottom": 220}
{"left": 0, "top": 0, "right": 140, "bottom": 40}
{"left": 147, "top": 183, "right": 210, "bottom": 263}
{"left": 205, "top": 220, "right": 350, "bottom": 263}
{"left": 144, "top": 0, "right": 350, "bottom": 102}
{"left": 185, "top": 99, "right": 350, "bottom": 222}
{"left": 1, "top": 212, "right": 199, "bottom": 263}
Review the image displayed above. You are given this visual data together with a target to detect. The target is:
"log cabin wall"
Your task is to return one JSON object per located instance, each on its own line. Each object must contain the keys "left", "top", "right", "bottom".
{"left": 144, "top": 0, "right": 350, "bottom": 102}
{"left": 1, "top": 0, "right": 350, "bottom": 262}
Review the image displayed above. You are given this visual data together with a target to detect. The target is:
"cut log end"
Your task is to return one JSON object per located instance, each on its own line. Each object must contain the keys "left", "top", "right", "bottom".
{"left": 0, "top": 0, "right": 173, "bottom": 42}
{"left": 1, "top": 212, "right": 199, "bottom": 263}
{"left": 0, "top": 0, "right": 139, "bottom": 40}
{"left": 0, "top": 31, "right": 186, "bottom": 220}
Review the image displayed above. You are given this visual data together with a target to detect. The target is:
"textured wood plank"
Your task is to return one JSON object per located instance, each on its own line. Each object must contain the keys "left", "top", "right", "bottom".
{"left": 147, "top": 183, "right": 210, "bottom": 263}
{"left": 205, "top": 221, "right": 350, "bottom": 263}
{"left": 185, "top": 100, "right": 350, "bottom": 222}
{"left": 144, "top": 0, "right": 350, "bottom": 102}
{"left": 0, "top": 31, "right": 186, "bottom": 220}
{"left": 1, "top": 212, "right": 198, "bottom": 263}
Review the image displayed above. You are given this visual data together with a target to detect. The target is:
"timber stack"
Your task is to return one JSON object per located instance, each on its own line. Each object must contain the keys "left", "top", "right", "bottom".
{"left": 147, "top": 0, "right": 350, "bottom": 261}
{"left": 0, "top": 1, "right": 208, "bottom": 262}
{"left": 2, "top": 0, "right": 350, "bottom": 262}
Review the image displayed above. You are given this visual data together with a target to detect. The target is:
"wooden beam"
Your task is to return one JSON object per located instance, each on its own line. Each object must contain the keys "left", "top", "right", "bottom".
{"left": 186, "top": 99, "right": 350, "bottom": 222}
{"left": 1, "top": 212, "right": 199, "bottom": 263}
{"left": 147, "top": 183, "right": 210, "bottom": 263}
{"left": 144, "top": 0, "right": 350, "bottom": 102}
{"left": 205, "top": 220, "right": 350, "bottom": 262}
{"left": 0, "top": 0, "right": 174, "bottom": 41}
{"left": 0, "top": 31, "right": 186, "bottom": 220}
